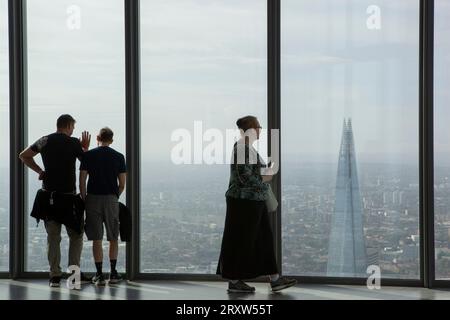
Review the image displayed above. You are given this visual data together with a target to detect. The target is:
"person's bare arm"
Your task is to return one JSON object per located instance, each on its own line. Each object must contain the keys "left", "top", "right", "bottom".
{"left": 80, "top": 170, "right": 88, "bottom": 200}
{"left": 118, "top": 173, "right": 126, "bottom": 197}
{"left": 19, "top": 147, "right": 44, "bottom": 179}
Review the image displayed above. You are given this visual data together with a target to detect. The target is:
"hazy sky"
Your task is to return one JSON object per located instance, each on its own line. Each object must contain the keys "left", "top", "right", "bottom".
{"left": 282, "top": 0, "right": 420, "bottom": 165}
{"left": 0, "top": 0, "right": 449, "bottom": 167}
{"left": 434, "top": 0, "right": 450, "bottom": 165}
{"left": 140, "top": 0, "right": 267, "bottom": 164}
{"left": 26, "top": 0, "right": 125, "bottom": 161}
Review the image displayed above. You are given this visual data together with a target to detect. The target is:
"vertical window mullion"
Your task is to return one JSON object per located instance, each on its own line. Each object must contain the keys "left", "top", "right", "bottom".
{"left": 8, "top": 0, "right": 27, "bottom": 279}
{"left": 419, "top": 0, "right": 434, "bottom": 288}
{"left": 125, "top": 0, "right": 141, "bottom": 280}
{"left": 268, "top": 0, "right": 282, "bottom": 274}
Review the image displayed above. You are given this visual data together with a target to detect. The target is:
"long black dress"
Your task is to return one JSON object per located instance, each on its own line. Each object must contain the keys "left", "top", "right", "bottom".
{"left": 216, "top": 196, "right": 278, "bottom": 280}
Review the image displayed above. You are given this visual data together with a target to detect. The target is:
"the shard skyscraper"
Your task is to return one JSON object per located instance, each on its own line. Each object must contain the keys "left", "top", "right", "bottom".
{"left": 327, "top": 118, "right": 367, "bottom": 277}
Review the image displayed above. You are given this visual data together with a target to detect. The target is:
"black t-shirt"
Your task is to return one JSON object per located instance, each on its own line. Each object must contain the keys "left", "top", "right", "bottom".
{"left": 80, "top": 146, "right": 126, "bottom": 196}
{"left": 30, "top": 133, "right": 84, "bottom": 193}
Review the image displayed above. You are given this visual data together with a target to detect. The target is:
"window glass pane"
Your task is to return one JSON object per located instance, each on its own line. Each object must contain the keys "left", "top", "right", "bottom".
{"left": 0, "top": 0, "right": 9, "bottom": 271}
{"left": 434, "top": 0, "right": 450, "bottom": 280}
{"left": 26, "top": 0, "right": 125, "bottom": 273}
{"left": 140, "top": 0, "right": 267, "bottom": 273}
{"left": 281, "top": 0, "right": 420, "bottom": 278}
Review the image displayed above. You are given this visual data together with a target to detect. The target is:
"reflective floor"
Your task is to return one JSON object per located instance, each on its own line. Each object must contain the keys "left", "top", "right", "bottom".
{"left": 1, "top": 280, "right": 450, "bottom": 300}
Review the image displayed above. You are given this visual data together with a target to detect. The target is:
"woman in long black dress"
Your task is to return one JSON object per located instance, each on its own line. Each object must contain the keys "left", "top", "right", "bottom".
{"left": 217, "top": 115, "right": 297, "bottom": 293}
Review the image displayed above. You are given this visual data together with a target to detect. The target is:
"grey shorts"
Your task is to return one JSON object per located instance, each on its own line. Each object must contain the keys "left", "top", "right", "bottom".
{"left": 85, "top": 194, "right": 119, "bottom": 241}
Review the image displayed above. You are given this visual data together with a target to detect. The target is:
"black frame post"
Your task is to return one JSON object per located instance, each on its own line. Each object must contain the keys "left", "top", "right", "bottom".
{"left": 268, "top": 0, "right": 282, "bottom": 274}
{"left": 8, "top": 0, "right": 26, "bottom": 280}
{"left": 419, "top": 0, "right": 434, "bottom": 289}
{"left": 125, "top": 0, "right": 141, "bottom": 281}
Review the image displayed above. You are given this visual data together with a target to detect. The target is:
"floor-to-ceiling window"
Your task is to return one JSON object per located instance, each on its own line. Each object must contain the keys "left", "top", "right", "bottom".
{"left": 2, "top": 0, "right": 443, "bottom": 282}
{"left": 140, "top": 0, "right": 267, "bottom": 273}
{"left": 0, "top": 0, "right": 9, "bottom": 272}
{"left": 26, "top": 0, "right": 125, "bottom": 273}
{"left": 434, "top": 0, "right": 450, "bottom": 281}
{"left": 281, "top": 0, "right": 420, "bottom": 279}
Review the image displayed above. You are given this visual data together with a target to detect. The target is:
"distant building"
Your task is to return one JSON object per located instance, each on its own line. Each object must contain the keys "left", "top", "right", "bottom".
{"left": 327, "top": 119, "right": 367, "bottom": 277}
{"left": 383, "top": 192, "right": 388, "bottom": 205}
{"left": 366, "top": 248, "right": 379, "bottom": 267}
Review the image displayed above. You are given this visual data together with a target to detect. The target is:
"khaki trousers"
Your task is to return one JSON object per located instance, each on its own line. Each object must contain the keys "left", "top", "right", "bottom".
{"left": 44, "top": 220, "right": 83, "bottom": 277}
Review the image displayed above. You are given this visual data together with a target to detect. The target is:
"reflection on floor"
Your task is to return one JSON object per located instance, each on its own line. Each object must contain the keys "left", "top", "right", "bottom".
{"left": 1, "top": 279, "right": 449, "bottom": 300}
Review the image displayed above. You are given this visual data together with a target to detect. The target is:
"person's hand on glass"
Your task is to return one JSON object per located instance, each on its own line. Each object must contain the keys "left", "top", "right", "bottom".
{"left": 262, "top": 161, "right": 275, "bottom": 176}
{"left": 80, "top": 131, "right": 91, "bottom": 152}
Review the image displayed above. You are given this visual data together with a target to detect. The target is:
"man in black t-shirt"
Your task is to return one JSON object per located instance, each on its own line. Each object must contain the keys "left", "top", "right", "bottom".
{"left": 19, "top": 114, "right": 91, "bottom": 287}
{"left": 80, "top": 127, "right": 126, "bottom": 285}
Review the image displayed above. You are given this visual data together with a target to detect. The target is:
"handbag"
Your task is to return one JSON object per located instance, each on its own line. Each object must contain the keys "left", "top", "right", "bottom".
{"left": 265, "top": 184, "right": 278, "bottom": 213}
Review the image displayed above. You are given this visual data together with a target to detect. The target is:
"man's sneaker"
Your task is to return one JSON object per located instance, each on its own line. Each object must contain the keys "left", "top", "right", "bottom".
{"left": 270, "top": 277, "right": 297, "bottom": 292}
{"left": 91, "top": 273, "right": 106, "bottom": 286}
{"left": 227, "top": 280, "right": 256, "bottom": 293}
{"left": 49, "top": 276, "right": 61, "bottom": 288}
{"left": 109, "top": 271, "right": 123, "bottom": 284}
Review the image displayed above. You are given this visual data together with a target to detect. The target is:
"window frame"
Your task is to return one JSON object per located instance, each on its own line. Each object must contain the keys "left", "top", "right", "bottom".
{"left": 4, "top": 0, "right": 441, "bottom": 288}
